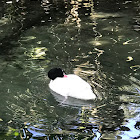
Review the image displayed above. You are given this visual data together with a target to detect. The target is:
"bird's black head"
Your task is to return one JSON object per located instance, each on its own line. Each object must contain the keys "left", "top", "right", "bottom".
{"left": 48, "top": 68, "right": 64, "bottom": 80}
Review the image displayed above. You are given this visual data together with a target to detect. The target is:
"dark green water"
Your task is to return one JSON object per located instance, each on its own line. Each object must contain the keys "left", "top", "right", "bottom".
{"left": 0, "top": 0, "right": 140, "bottom": 139}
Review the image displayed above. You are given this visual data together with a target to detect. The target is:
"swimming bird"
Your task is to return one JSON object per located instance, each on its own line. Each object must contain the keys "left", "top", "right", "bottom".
{"left": 48, "top": 68, "right": 96, "bottom": 100}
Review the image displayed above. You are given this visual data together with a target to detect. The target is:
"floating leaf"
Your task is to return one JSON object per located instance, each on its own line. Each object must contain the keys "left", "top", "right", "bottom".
{"left": 37, "top": 41, "right": 42, "bottom": 44}
{"left": 130, "top": 65, "right": 140, "bottom": 71}
{"left": 0, "top": 118, "right": 3, "bottom": 121}
{"left": 126, "top": 56, "right": 133, "bottom": 62}
{"left": 14, "top": 132, "right": 19, "bottom": 136}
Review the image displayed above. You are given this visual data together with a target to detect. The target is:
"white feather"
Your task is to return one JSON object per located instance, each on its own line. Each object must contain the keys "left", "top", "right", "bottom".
{"left": 49, "top": 74, "right": 96, "bottom": 100}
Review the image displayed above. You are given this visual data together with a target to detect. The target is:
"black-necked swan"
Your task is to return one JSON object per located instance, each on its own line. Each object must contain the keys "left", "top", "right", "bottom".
{"left": 48, "top": 68, "right": 96, "bottom": 100}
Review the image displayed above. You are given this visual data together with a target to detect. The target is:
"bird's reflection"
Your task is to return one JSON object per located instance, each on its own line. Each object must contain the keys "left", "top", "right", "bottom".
{"left": 50, "top": 89, "right": 95, "bottom": 107}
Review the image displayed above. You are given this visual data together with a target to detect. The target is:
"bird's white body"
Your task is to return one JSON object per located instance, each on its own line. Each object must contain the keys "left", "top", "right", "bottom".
{"left": 49, "top": 74, "right": 96, "bottom": 100}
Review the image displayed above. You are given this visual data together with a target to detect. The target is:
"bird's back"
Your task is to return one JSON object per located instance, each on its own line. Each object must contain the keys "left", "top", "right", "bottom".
{"left": 49, "top": 74, "right": 96, "bottom": 100}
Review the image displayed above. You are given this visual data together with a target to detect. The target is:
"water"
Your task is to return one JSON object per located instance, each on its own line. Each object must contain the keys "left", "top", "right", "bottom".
{"left": 0, "top": 0, "right": 140, "bottom": 139}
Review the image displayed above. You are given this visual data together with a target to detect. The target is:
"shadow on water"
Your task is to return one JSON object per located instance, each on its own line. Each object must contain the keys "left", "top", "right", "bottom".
{"left": 0, "top": 0, "right": 140, "bottom": 139}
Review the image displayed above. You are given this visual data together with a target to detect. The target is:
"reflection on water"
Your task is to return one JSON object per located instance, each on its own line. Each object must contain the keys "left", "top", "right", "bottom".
{"left": 119, "top": 103, "right": 140, "bottom": 139}
{"left": 50, "top": 89, "right": 97, "bottom": 107}
{"left": 0, "top": 0, "right": 140, "bottom": 139}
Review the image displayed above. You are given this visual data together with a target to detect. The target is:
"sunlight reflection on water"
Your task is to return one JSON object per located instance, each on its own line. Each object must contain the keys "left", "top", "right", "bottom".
{"left": 0, "top": 0, "right": 140, "bottom": 139}
{"left": 119, "top": 104, "right": 140, "bottom": 140}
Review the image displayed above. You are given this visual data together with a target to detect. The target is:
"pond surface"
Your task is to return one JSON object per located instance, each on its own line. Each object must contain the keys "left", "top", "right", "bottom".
{"left": 0, "top": 0, "right": 140, "bottom": 139}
